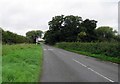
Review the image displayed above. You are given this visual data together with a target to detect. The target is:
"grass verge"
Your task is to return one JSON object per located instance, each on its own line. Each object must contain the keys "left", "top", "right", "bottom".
{"left": 2, "top": 44, "right": 43, "bottom": 82}
{"left": 0, "top": 43, "right": 2, "bottom": 84}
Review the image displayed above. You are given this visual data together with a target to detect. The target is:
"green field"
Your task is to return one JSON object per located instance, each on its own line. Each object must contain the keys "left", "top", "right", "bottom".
{"left": 55, "top": 42, "right": 120, "bottom": 63}
{"left": 2, "top": 44, "right": 43, "bottom": 82}
{"left": 0, "top": 43, "right": 2, "bottom": 84}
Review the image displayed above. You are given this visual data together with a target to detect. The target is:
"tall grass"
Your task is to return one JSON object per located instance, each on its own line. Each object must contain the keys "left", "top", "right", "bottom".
{"left": 2, "top": 44, "right": 43, "bottom": 82}
{"left": 55, "top": 42, "right": 120, "bottom": 63}
{"left": 0, "top": 43, "right": 2, "bottom": 84}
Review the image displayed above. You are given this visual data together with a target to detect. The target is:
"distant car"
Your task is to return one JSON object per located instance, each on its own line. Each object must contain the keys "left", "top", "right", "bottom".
{"left": 36, "top": 37, "right": 44, "bottom": 44}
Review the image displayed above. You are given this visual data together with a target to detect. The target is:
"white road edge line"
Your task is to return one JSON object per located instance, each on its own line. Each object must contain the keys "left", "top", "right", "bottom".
{"left": 73, "top": 59, "right": 87, "bottom": 67}
{"left": 48, "top": 49, "right": 54, "bottom": 50}
{"left": 73, "top": 59, "right": 115, "bottom": 82}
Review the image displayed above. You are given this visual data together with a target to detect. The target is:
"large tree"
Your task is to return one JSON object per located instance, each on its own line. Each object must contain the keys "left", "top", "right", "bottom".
{"left": 44, "top": 15, "right": 83, "bottom": 44}
{"left": 44, "top": 15, "right": 98, "bottom": 45}
{"left": 26, "top": 30, "right": 43, "bottom": 43}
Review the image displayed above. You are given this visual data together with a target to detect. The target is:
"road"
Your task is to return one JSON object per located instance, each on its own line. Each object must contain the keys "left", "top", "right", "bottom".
{"left": 40, "top": 44, "right": 118, "bottom": 82}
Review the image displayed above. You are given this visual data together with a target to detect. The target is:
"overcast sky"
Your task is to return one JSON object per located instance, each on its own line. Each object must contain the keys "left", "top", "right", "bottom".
{"left": 0, "top": 0, "right": 119, "bottom": 36}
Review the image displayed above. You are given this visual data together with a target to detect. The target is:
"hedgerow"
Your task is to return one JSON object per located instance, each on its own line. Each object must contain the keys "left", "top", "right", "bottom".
{"left": 56, "top": 42, "right": 120, "bottom": 58}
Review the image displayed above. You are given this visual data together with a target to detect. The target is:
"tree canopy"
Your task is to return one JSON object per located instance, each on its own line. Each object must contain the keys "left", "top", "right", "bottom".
{"left": 44, "top": 15, "right": 119, "bottom": 45}
{"left": 1, "top": 28, "right": 43, "bottom": 44}
{"left": 95, "top": 26, "right": 117, "bottom": 42}
{"left": 44, "top": 15, "right": 98, "bottom": 45}
{"left": 26, "top": 30, "right": 43, "bottom": 43}
{"left": 1, "top": 28, "right": 29, "bottom": 44}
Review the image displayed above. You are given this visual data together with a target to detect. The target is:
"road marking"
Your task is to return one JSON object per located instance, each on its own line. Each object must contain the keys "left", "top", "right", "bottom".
{"left": 44, "top": 49, "right": 47, "bottom": 50}
{"left": 48, "top": 49, "right": 54, "bottom": 50}
{"left": 87, "top": 68, "right": 114, "bottom": 82}
{"left": 73, "top": 59, "right": 87, "bottom": 67}
{"left": 44, "top": 49, "right": 54, "bottom": 51}
{"left": 73, "top": 59, "right": 115, "bottom": 82}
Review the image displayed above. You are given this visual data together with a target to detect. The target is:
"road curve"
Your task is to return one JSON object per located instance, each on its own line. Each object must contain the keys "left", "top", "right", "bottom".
{"left": 40, "top": 44, "right": 118, "bottom": 82}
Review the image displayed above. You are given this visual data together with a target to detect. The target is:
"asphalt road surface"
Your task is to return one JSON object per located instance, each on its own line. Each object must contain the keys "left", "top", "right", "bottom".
{"left": 41, "top": 44, "right": 118, "bottom": 82}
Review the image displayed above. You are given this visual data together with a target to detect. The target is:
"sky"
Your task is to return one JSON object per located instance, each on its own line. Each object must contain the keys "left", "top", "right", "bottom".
{"left": 0, "top": 0, "right": 119, "bottom": 36}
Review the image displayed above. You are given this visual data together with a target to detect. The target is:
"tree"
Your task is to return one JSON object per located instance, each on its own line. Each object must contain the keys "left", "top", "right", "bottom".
{"left": 95, "top": 26, "right": 117, "bottom": 42}
{"left": 62, "top": 15, "right": 82, "bottom": 42}
{"left": 77, "top": 32, "right": 87, "bottom": 42}
{"left": 44, "top": 15, "right": 83, "bottom": 44}
{"left": 81, "top": 19, "right": 97, "bottom": 42}
{"left": 49, "top": 15, "right": 64, "bottom": 31}
{"left": 26, "top": 30, "right": 43, "bottom": 43}
{"left": 0, "top": 28, "right": 3, "bottom": 43}
{"left": 43, "top": 30, "right": 57, "bottom": 45}
{"left": 1, "top": 28, "right": 29, "bottom": 44}
{"left": 44, "top": 15, "right": 99, "bottom": 45}
{"left": 114, "top": 34, "right": 120, "bottom": 42}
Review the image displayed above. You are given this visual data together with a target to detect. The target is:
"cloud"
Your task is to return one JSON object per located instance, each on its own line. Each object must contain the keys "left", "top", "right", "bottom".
{"left": 0, "top": 0, "right": 119, "bottom": 35}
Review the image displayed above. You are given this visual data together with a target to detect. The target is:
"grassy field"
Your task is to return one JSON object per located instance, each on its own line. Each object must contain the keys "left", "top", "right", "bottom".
{"left": 55, "top": 42, "right": 120, "bottom": 63}
{"left": 0, "top": 43, "right": 2, "bottom": 84}
{"left": 2, "top": 44, "right": 43, "bottom": 82}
